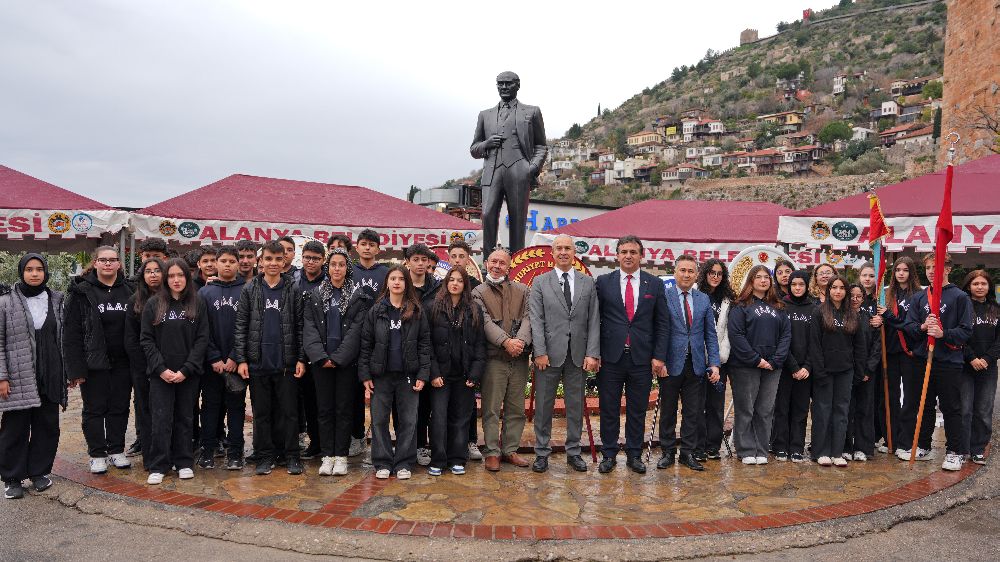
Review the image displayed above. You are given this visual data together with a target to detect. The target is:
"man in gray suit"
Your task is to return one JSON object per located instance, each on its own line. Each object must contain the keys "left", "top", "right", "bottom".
{"left": 528, "top": 235, "right": 601, "bottom": 473}
{"left": 470, "top": 71, "right": 548, "bottom": 253}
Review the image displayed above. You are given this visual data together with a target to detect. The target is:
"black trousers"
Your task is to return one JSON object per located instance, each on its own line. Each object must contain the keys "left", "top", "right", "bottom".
{"left": 658, "top": 357, "right": 704, "bottom": 457}
{"left": 148, "top": 375, "right": 199, "bottom": 474}
{"left": 900, "top": 357, "right": 937, "bottom": 451}
{"left": 900, "top": 361, "right": 966, "bottom": 454}
{"left": 597, "top": 353, "right": 652, "bottom": 459}
{"left": 961, "top": 367, "right": 998, "bottom": 456}
{"left": 467, "top": 386, "right": 479, "bottom": 444}
{"left": 429, "top": 379, "right": 474, "bottom": 468}
{"left": 312, "top": 363, "right": 357, "bottom": 457}
{"left": 249, "top": 369, "right": 300, "bottom": 460}
{"left": 697, "top": 366, "right": 727, "bottom": 454}
{"left": 416, "top": 387, "right": 432, "bottom": 449}
{"left": 298, "top": 369, "right": 320, "bottom": 450}
{"left": 0, "top": 401, "right": 60, "bottom": 484}
{"left": 771, "top": 370, "right": 811, "bottom": 455}
{"left": 199, "top": 372, "right": 246, "bottom": 454}
{"left": 876, "top": 352, "right": 908, "bottom": 449}
{"left": 370, "top": 375, "right": 419, "bottom": 472}
{"left": 80, "top": 360, "right": 132, "bottom": 457}
{"left": 351, "top": 378, "right": 366, "bottom": 440}
{"left": 846, "top": 378, "right": 876, "bottom": 455}
{"left": 130, "top": 366, "right": 152, "bottom": 465}
{"left": 810, "top": 370, "right": 853, "bottom": 459}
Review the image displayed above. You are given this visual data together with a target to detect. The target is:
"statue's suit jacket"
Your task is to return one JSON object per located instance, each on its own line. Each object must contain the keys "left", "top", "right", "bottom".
{"left": 470, "top": 101, "right": 547, "bottom": 187}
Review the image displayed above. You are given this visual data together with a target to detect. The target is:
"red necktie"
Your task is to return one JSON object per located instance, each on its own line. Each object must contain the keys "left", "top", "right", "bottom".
{"left": 683, "top": 291, "right": 693, "bottom": 328}
{"left": 625, "top": 274, "right": 634, "bottom": 346}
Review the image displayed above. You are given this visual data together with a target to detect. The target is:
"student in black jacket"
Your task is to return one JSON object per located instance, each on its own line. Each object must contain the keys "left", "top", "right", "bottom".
{"left": 902, "top": 252, "right": 973, "bottom": 471}
{"left": 879, "top": 256, "right": 922, "bottom": 456}
{"left": 809, "top": 276, "right": 866, "bottom": 467}
{"left": 359, "top": 265, "right": 431, "bottom": 480}
{"left": 426, "top": 268, "right": 486, "bottom": 476}
{"left": 960, "top": 270, "right": 999, "bottom": 466}
{"left": 772, "top": 260, "right": 794, "bottom": 300}
{"left": 302, "top": 248, "right": 372, "bottom": 476}
{"left": 63, "top": 246, "right": 134, "bottom": 474}
{"left": 771, "top": 269, "right": 814, "bottom": 463}
{"left": 140, "top": 259, "right": 209, "bottom": 485}
{"left": 232, "top": 241, "right": 306, "bottom": 476}
{"left": 727, "top": 265, "right": 791, "bottom": 465}
{"left": 292, "top": 240, "right": 326, "bottom": 460}
{"left": 446, "top": 240, "right": 484, "bottom": 461}
{"left": 845, "top": 283, "right": 881, "bottom": 462}
{"left": 196, "top": 246, "right": 247, "bottom": 470}
{"left": 124, "top": 258, "right": 165, "bottom": 469}
{"left": 405, "top": 244, "right": 441, "bottom": 467}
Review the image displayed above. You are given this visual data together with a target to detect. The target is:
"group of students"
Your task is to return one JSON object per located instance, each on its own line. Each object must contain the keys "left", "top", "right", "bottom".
{"left": 0, "top": 230, "right": 997, "bottom": 499}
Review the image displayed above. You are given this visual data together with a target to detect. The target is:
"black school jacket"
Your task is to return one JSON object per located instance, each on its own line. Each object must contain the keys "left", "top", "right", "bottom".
{"left": 301, "top": 283, "right": 372, "bottom": 367}
{"left": 358, "top": 300, "right": 431, "bottom": 383}
{"left": 428, "top": 304, "right": 487, "bottom": 383}
{"left": 809, "top": 305, "right": 866, "bottom": 381}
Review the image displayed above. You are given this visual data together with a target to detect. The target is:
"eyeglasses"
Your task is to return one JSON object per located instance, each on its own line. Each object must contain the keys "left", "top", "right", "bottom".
{"left": 96, "top": 258, "right": 120, "bottom": 264}
{"left": 707, "top": 270, "right": 724, "bottom": 277}
{"left": 145, "top": 269, "right": 162, "bottom": 275}
{"left": 301, "top": 256, "right": 323, "bottom": 262}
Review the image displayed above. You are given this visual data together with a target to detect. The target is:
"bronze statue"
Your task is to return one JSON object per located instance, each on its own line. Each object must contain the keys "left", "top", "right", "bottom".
{"left": 471, "top": 71, "right": 547, "bottom": 253}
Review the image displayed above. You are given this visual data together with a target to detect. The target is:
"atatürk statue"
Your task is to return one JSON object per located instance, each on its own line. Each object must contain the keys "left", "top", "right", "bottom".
{"left": 470, "top": 71, "right": 547, "bottom": 253}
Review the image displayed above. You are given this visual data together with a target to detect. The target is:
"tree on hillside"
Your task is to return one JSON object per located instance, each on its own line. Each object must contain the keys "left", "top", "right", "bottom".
{"left": 819, "top": 121, "right": 853, "bottom": 144}
{"left": 566, "top": 123, "right": 583, "bottom": 139}
{"left": 774, "top": 63, "right": 801, "bottom": 81}
{"left": 922, "top": 81, "right": 943, "bottom": 100}
{"left": 605, "top": 127, "right": 629, "bottom": 159}
{"left": 747, "top": 61, "right": 762, "bottom": 79}
{"left": 755, "top": 121, "right": 781, "bottom": 149}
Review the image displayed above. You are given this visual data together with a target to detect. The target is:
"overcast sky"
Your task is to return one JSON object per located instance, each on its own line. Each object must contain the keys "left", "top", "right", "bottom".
{"left": 2, "top": 0, "right": 838, "bottom": 208}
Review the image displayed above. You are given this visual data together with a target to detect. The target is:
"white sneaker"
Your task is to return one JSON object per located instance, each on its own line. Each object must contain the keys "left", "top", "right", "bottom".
{"left": 89, "top": 457, "right": 108, "bottom": 474}
{"left": 468, "top": 442, "right": 483, "bottom": 461}
{"left": 375, "top": 468, "right": 390, "bottom": 479}
{"left": 832, "top": 457, "right": 848, "bottom": 467}
{"left": 876, "top": 439, "right": 888, "bottom": 454}
{"left": 898, "top": 447, "right": 934, "bottom": 461}
{"left": 755, "top": 456, "right": 768, "bottom": 465}
{"left": 942, "top": 452, "right": 964, "bottom": 471}
{"left": 853, "top": 451, "right": 868, "bottom": 462}
{"left": 108, "top": 453, "right": 131, "bottom": 469}
{"left": 178, "top": 468, "right": 194, "bottom": 479}
{"left": 895, "top": 448, "right": 910, "bottom": 460}
{"left": 741, "top": 457, "right": 757, "bottom": 465}
{"left": 318, "top": 456, "right": 334, "bottom": 476}
{"left": 332, "top": 456, "right": 348, "bottom": 476}
{"left": 841, "top": 453, "right": 852, "bottom": 462}
{"left": 348, "top": 437, "right": 365, "bottom": 457}
{"left": 817, "top": 456, "right": 832, "bottom": 466}
{"left": 416, "top": 448, "right": 431, "bottom": 466}
{"left": 147, "top": 472, "right": 164, "bottom": 485}
{"left": 396, "top": 468, "right": 411, "bottom": 480}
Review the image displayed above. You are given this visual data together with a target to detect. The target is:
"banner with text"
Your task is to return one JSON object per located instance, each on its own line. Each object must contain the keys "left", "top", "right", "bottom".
{"left": 129, "top": 214, "right": 480, "bottom": 251}
{"left": 531, "top": 232, "right": 771, "bottom": 265}
{"left": 778, "top": 214, "right": 1000, "bottom": 253}
{"left": 0, "top": 209, "right": 129, "bottom": 240}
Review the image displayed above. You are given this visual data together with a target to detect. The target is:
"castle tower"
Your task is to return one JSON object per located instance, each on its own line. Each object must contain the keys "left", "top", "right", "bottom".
{"left": 740, "top": 29, "right": 758, "bottom": 45}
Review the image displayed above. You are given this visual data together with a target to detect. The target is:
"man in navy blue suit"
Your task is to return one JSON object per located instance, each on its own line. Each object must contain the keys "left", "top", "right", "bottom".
{"left": 594, "top": 235, "right": 670, "bottom": 474}
{"left": 657, "top": 255, "right": 721, "bottom": 472}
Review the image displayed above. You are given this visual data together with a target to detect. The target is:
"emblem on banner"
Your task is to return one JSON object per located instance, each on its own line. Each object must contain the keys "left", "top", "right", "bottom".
{"left": 449, "top": 231, "right": 465, "bottom": 244}
{"left": 47, "top": 212, "right": 71, "bottom": 234}
{"left": 810, "top": 221, "right": 830, "bottom": 241}
{"left": 178, "top": 221, "right": 201, "bottom": 238}
{"left": 508, "top": 245, "right": 591, "bottom": 287}
{"left": 159, "top": 220, "right": 177, "bottom": 237}
{"left": 575, "top": 240, "right": 589, "bottom": 254}
{"left": 71, "top": 213, "right": 94, "bottom": 233}
{"left": 831, "top": 221, "right": 859, "bottom": 242}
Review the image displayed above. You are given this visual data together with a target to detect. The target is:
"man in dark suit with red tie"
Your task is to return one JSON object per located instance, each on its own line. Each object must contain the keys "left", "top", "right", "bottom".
{"left": 594, "top": 235, "right": 670, "bottom": 474}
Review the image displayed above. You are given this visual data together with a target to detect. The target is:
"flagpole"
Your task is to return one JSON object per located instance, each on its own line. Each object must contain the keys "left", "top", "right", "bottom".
{"left": 909, "top": 132, "right": 960, "bottom": 466}
{"left": 867, "top": 189, "right": 893, "bottom": 453}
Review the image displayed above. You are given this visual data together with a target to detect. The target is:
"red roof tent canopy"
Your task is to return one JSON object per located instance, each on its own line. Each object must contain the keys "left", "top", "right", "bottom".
{"left": 0, "top": 165, "right": 115, "bottom": 210}
{"left": 138, "top": 174, "right": 478, "bottom": 230}
{"left": 793, "top": 154, "right": 1000, "bottom": 218}
{"left": 550, "top": 199, "right": 792, "bottom": 243}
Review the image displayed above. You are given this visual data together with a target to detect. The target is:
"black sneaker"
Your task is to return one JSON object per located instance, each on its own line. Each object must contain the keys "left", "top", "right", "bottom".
{"left": 245, "top": 450, "right": 262, "bottom": 463}
{"left": 31, "top": 476, "right": 52, "bottom": 492}
{"left": 225, "top": 456, "right": 245, "bottom": 471}
{"left": 301, "top": 445, "right": 320, "bottom": 460}
{"left": 790, "top": 452, "right": 806, "bottom": 463}
{"left": 255, "top": 457, "right": 275, "bottom": 476}
{"left": 197, "top": 452, "right": 215, "bottom": 470}
{"left": 693, "top": 450, "right": 708, "bottom": 462}
{"left": 4, "top": 484, "right": 24, "bottom": 499}
{"left": 125, "top": 440, "right": 142, "bottom": 457}
{"left": 705, "top": 450, "right": 721, "bottom": 460}
{"left": 286, "top": 457, "right": 304, "bottom": 475}
{"left": 214, "top": 443, "right": 227, "bottom": 458}
{"left": 972, "top": 454, "right": 987, "bottom": 465}
{"left": 275, "top": 455, "right": 287, "bottom": 467}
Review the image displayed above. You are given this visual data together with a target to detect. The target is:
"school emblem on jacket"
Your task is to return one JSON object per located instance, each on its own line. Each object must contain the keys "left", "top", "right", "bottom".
{"left": 265, "top": 298, "right": 280, "bottom": 311}
{"left": 214, "top": 296, "right": 237, "bottom": 311}
{"left": 98, "top": 302, "right": 127, "bottom": 314}
{"left": 753, "top": 304, "right": 778, "bottom": 318}
{"left": 359, "top": 277, "right": 380, "bottom": 293}
{"left": 389, "top": 319, "right": 402, "bottom": 330}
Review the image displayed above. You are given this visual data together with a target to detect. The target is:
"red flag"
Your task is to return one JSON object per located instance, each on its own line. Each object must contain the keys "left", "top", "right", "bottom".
{"left": 928, "top": 164, "right": 954, "bottom": 345}
{"left": 868, "top": 194, "right": 889, "bottom": 242}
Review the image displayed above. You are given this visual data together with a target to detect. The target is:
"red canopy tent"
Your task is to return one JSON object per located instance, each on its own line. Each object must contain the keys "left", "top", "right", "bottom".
{"left": 530, "top": 199, "right": 792, "bottom": 265}
{"left": 0, "top": 165, "right": 129, "bottom": 251}
{"left": 778, "top": 154, "right": 1000, "bottom": 255}
{"left": 130, "top": 174, "right": 481, "bottom": 251}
